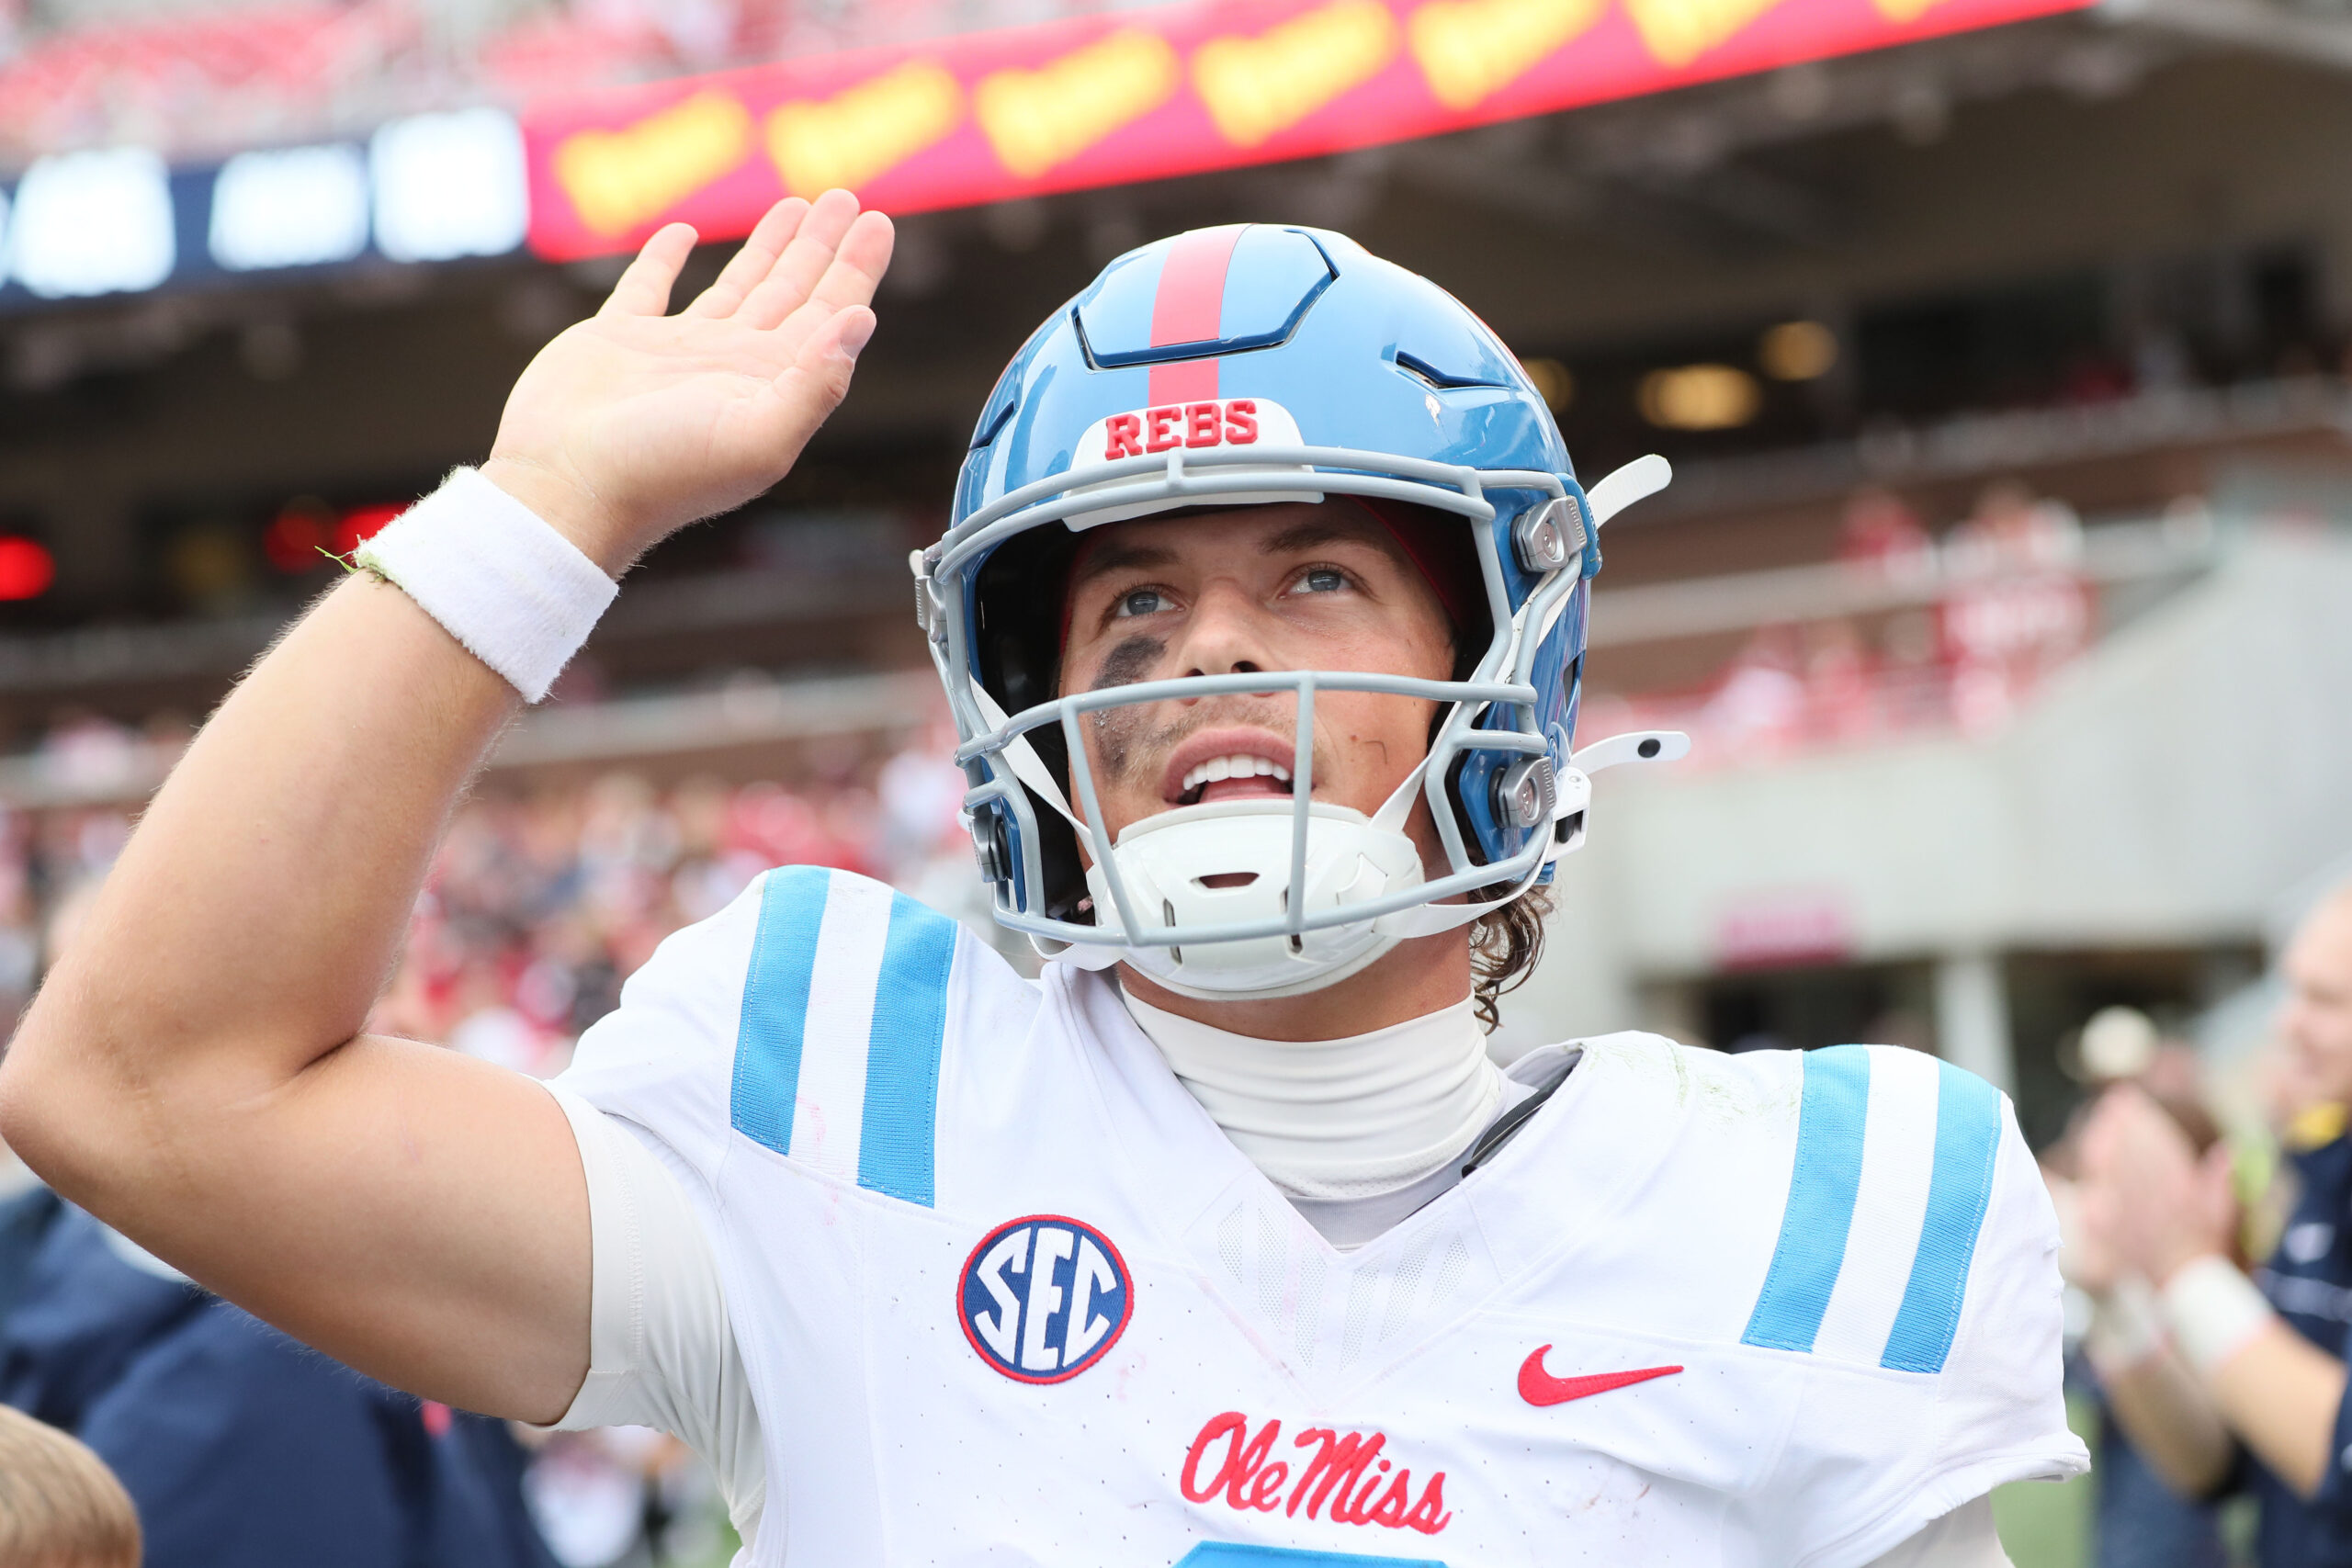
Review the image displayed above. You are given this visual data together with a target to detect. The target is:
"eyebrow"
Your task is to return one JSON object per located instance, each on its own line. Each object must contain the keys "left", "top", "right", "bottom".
{"left": 1067, "top": 539, "right": 1177, "bottom": 592}
{"left": 1262, "top": 519, "right": 1395, "bottom": 558}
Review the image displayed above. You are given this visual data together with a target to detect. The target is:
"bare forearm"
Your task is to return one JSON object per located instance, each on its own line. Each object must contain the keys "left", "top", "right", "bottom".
{"left": 2, "top": 572, "right": 515, "bottom": 1183}
{"left": 2099, "top": 1347, "right": 2236, "bottom": 1497}
{"left": 2209, "top": 1323, "right": 2346, "bottom": 1497}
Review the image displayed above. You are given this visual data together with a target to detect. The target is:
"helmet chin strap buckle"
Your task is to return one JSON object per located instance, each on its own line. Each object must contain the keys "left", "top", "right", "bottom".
{"left": 1539, "top": 728, "right": 1690, "bottom": 866}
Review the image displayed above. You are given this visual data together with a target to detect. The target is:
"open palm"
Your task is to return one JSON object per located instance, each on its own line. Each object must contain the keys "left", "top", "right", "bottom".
{"left": 486, "top": 190, "right": 895, "bottom": 572}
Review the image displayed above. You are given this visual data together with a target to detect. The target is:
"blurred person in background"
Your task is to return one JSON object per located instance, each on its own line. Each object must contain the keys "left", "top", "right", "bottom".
{"left": 2076, "top": 878, "right": 2352, "bottom": 1563}
{"left": 1838, "top": 486, "right": 1936, "bottom": 583}
{"left": 1939, "top": 480, "right": 2092, "bottom": 736}
{"left": 0, "top": 1196, "right": 559, "bottom": 1568}
{"left": 2049, "top": 1007, "right": 2232, "bottom": 1568}
{"left": 0, "top": 1402, "right": 140, "bottom": 1568}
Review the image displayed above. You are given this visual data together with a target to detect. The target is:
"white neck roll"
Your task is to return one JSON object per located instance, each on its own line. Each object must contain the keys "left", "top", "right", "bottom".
{"left": 1118, "top": 987, "right": 1504, "bottom": 1201}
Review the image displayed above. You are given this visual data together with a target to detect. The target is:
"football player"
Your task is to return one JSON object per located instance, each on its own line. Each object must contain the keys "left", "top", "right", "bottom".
{"left": 0, "top": 192, "right": 2084, "bottom": 1566}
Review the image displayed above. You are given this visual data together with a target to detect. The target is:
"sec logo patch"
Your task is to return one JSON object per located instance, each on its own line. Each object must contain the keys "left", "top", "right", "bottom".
{"left": 958, "top": 1214, "right": 1132, "bottom": 1383}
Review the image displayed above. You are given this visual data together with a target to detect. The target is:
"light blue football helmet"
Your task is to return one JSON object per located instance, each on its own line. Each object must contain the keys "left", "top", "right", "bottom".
{"left": 915, "top": 223, "right": 1682, "bottom": 999}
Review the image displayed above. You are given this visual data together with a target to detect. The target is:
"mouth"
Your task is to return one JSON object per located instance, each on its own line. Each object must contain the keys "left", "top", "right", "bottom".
{"left": 1160, "top": 729, "right": 1302, "bottom": 807}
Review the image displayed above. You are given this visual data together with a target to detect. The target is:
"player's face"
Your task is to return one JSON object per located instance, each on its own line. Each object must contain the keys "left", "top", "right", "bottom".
{"left": 1057, "top": 502, "right": 1456, "bottom": 857}
{"left": 2281, "top": 897, "right": 2352, "bottom": 1105}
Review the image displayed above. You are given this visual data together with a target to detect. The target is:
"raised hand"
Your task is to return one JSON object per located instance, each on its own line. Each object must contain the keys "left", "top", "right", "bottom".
{"left": 2079, "top": 1085, "right": 2238, "bottom": 1283}
{"left": 482, "top": 190, "right": 895, "bottom": 573}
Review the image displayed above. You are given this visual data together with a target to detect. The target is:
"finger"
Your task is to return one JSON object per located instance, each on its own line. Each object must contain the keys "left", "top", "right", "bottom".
{"left": 597, "top": 223, "right": 698, "bottom": 318}
{"left": 720, "top": 306, "right": 877, "bottom": 479}
{"left": 763, "top": 211, "right": 896, "bottom": 349}
{"left": 685, "top": 198, "right": 809, "bottom": 319}
{"left": 786, "top": 305, "right": 877, "bottom": 391}
{"left": 736, "top": 188, "right": 865, "bottom": 332}
{"left": 769, "top": 307, "right": 876, "bottom": 423}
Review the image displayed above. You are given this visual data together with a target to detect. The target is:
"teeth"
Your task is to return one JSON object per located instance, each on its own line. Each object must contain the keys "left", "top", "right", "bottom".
{"left": 1182, "top": 753, "right": 1294, "bottom": 795}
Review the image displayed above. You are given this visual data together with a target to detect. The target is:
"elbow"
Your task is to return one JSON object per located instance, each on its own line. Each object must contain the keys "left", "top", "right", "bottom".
{"left": 0, "top": 998, "right": 85, "bottom": 1184}
{"left": 0, "top": 983, "right": 139, "bottom": 1198}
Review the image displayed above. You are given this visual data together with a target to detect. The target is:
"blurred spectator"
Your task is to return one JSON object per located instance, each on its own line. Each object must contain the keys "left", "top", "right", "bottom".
{"left": 522, "top": 1427, "right": 726, "bottom": 1568}
{"left": 1838, "top": 487, "right": 1935, "bottom": 583}
{"left": 2076, "top": 877, "right": 2352, "bottom": 1565}
{"left": 1941, "top": 482, "right": 2092, "bottom": 736}
{"left": 1700, "top": 626, "right": 1808, "bottom": 761}
{"left": 1801, "top": 618, "right": 1877, "bottom": 744}
{"left": 2046, "top": 1010, "right": 2233, "bottom": 1568}
{"left": 0, "top": 1195, "right": 557, "bottom": 1568}
{"left": 0, "top": 1402, "right": 139, "bottom": 1568}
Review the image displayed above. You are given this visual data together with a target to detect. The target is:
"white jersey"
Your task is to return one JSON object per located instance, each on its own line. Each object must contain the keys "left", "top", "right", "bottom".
{"left": 554, "top": 866, "right": 2086, "bottom": 1568}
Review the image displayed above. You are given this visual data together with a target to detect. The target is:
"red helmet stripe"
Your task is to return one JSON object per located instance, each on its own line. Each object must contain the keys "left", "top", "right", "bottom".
{"left": 1146, "top": 225, "right": 1243, "bottom": 406}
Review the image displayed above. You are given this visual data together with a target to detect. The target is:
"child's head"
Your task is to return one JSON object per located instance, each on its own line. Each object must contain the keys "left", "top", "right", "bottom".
{"left": 0, "top": 1405, "right": 140, "bottom": 1568}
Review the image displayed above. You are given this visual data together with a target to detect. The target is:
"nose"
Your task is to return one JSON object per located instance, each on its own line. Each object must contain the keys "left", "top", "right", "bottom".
{"left": 1171, "top": 577, "right": 1271, "bottom": 685}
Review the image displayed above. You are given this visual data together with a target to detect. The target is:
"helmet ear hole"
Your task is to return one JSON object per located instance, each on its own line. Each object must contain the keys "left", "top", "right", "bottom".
{"left": 1026, "top": 778, "right": 1090, "bottom": 923}
{"left": 973, "top": 528, "right": 1092, "bottom": 922}
{"left": 974, "top": 527, "right": 1078, "bottom": 722}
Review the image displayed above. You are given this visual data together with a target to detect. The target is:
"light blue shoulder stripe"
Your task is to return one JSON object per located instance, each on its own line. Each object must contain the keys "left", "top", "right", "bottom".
{"left": 856, "top": 891, "right": 958, "bottom": 1207}
{"left": 1742, "top": 1045, "right": 1871, "bottom": 1353}
{"left": 1881, "top": 1061, "right": 2004, "bottom": 1373}
{"left": 728, "top": 866, "right": 832, "bottom": 1157}
{"left": 1175, "top": 1544, "right": 1447, "bottom": 1568}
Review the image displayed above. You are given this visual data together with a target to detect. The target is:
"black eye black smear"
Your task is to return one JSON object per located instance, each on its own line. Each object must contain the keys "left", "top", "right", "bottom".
{"left": 1085, "top": 635, "right": 1164, "bottom": 783}
{"left": 1090, "top": 636, "right": 1164, "bottom": 693}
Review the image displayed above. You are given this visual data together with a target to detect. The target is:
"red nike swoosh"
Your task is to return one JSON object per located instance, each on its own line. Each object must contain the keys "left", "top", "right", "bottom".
{"left": 1518, "top": 1346, "right": 1683, "bottom": 1407}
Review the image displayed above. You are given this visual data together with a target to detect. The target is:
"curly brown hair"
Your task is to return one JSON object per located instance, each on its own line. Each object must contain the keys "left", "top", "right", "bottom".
{"left": 1468, "top": 885, "right": 1552, "bottom": 1032}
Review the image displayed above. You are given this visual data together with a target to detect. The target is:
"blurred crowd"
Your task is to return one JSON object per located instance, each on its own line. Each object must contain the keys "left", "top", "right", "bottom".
{"left": 0, "top": 722, "right": 978, "bottom": 1071}
{"left": 1592, "top": 480, "right": 2115, "bottom": 765}
{"left": 368, "top": 744, "right": 971, "bottom": 1081}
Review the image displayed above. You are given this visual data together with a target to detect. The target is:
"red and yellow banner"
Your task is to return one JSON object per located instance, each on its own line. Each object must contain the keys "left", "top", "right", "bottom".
{"left": 524, "top": 0, "right": 2086, "bottom": 259}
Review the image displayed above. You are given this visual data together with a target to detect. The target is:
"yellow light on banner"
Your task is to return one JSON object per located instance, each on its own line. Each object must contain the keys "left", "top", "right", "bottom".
{"left": 554, "top": 94, "right": 752, "bottom": 237}
{"left": 1193, "top": 0, "right": 1399, "bottom": 149}
{"left": 1637, "top": 365, "right": 1760, "bottom": 429}
{"left": 1408, "top": 0, "right": 1606, "bottom": 111}
{"left": 1874, "top": 0, "right": 1944, "bottom": 21}
{"left": 766, "top": 62, "right": 964, "bottom": 198}
{"left": 976, "top": 32, "right": 1181, "bottom": 179}
{"left": 1622, "top": 0, "right": 1784, "bottom": 68}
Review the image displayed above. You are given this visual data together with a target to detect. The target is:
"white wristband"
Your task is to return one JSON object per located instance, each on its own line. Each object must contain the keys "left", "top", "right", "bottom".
{"left": 2086, "top": 1276, "right": 2166, "bottom": 1371}
{"left": 357, "top": 468, "right": 617, "bottom": 703}
{"left": 2161, "top": 1256, "right": 2274, "bottom": 1373}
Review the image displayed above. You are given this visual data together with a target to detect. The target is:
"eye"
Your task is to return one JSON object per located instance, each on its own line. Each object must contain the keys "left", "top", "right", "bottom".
{"left": 1112, "top": 587, "right": 1171, "bottom": 619}
{"left": 1292, "top": 566, "right": 1350, "bottom": 595}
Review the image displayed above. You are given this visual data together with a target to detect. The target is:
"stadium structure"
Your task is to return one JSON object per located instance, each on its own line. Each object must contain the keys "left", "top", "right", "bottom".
{"left": 1, "top": 0, "right": 2349, "bottom": 1144}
